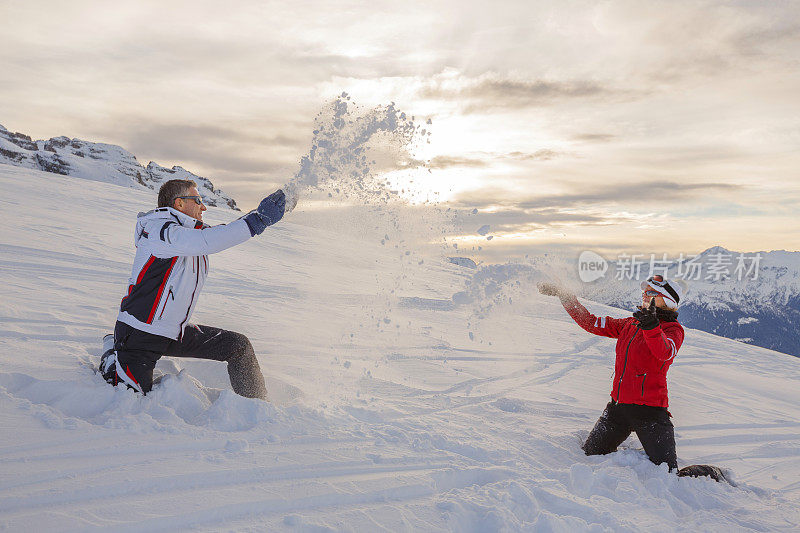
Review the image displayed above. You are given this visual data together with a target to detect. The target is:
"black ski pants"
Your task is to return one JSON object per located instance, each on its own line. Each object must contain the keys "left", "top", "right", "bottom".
{"left": 582, "top": 401, "right": 678, "bottom": 471}
{"left": 113, "top": 321, "right": 268, "bottom": 400}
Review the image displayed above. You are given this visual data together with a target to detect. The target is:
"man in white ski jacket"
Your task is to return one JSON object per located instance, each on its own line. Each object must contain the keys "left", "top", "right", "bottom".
{"left": 101, "top": 179, "right": 285, "bottom": 399}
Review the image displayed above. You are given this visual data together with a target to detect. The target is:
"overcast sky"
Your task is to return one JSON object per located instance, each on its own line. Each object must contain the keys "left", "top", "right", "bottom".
{"left": 2, "top": 0, "right": 799, "bottom": 258}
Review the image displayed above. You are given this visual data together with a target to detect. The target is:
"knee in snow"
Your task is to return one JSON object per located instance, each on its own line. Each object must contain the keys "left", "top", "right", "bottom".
{"left": 223, "top": 331, "right": 254, "bottom": 358}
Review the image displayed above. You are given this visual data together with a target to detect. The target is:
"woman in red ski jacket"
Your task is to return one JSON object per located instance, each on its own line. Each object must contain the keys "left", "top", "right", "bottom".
{"left": 538, "top": 275, "right": 685, "bottom": 471}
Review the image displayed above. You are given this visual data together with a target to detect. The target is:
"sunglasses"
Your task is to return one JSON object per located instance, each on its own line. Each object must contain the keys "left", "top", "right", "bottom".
{"left": 643, "top": 289, "right": 663, "bottom": 298}
{"left": 175, "top": 195, "right": 204, "bottom": 205}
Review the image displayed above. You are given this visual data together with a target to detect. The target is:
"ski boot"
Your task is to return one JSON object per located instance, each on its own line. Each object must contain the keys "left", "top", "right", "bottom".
{"left": 678, "top": 464, "right": 730, "bottom": 484}
{"left": 99, "top": 334, "right": 117, "bottom": 384}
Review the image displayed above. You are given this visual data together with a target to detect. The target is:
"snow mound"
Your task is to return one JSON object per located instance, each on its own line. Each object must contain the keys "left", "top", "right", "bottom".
{"left": 0, "top": 363, "right": 318, "bottom": 436}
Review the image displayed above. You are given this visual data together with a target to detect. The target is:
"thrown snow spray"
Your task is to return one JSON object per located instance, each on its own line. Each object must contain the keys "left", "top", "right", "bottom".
{"left": 452, "top": 256, "right": 576, "bottom": 316}
{"left": 277, "top": 93, "right": 457, "bottom": 346}
{"left": 282, "top": 93, "right": 431, "bottom": 211}
{"left": 449, "top": 254, "right": 587, "bottom": 344}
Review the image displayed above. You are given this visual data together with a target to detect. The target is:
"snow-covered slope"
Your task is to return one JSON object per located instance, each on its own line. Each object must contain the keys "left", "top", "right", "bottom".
{"left": 0, "top": 165, "right": 799, "bottom": 531}
{"left": 582, "top": 247, "right": 800, "bottom": 357}
{"left": 0, "top": 123, "right": 238, "bottom": 209}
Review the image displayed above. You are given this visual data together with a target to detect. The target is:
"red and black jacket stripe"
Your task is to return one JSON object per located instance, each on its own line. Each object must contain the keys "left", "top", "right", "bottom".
{"left": 119, "top": 255, "right": 178, "bottom": 324}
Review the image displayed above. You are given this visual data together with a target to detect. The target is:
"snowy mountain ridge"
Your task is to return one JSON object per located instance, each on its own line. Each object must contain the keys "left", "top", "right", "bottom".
{"left": 0, "top": 122, "right": 238, "bottom": 209}
{"left": 582, "top": 245, "right": 800, "bottom": 356}
{"left": 584, "top": 245, "right": 800, "bottom": 310}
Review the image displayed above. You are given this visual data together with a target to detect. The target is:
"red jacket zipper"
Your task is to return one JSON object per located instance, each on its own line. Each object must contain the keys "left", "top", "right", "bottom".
{"left": 158, "top": 287, "right": 174, "bottom": 320}
{"left": 178, "top": 257, "right": 200, "bottom": 340}
{"left": 636, "top": 373, "right": 647, "bottom": 397}
{"left": 615, "top": 325, "right": 640, "bottom": 401}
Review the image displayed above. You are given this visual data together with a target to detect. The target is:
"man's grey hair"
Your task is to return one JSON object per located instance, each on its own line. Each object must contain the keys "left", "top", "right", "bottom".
{"left": 158, "top": 179, "right": 197, "bottom": 208}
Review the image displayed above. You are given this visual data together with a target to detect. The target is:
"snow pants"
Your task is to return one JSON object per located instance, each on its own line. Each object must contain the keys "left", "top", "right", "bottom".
{"left": 582, "top": 401, "right": 678, "bottom": 471}
{"left": 111, "top": 321, "right": 268, "bottom": 400}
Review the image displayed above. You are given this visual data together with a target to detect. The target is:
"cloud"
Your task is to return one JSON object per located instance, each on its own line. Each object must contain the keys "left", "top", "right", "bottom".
{"left": 428, "top": 155, "right": 488, "bottom": 169}
{"left": 519, "top": 181, "right": 741, "bottom": 209}
{"left": 446, "top": 207, "right": 652, "bottom": 257}
{"left": 405, "top": 149, "right": 565, "bottom": 170}
{"left": 417, "top": 70, "right": 645, "bottom": 112}
{"left": 730, "top": 20, "right": 800, "bottom": 53}
{"left": 572, "top": 133, "right": 617, "bottom": 143}
{"left": 92, "top": 119, "right": 309, "bottom": 176}
{"left": 443, "top": 179, "right": 747, "bottom": 241}
{"left": 454, "top": 181, "right": 742, "bottom": 211}
{"left": 126, "top": 122, "right": 303, "bottom": 150}
{"left": 480, "top": 209, "right": 628, "bottom": 229}
{"left": 506, "top": 150, "right": 561, "bottom": 161}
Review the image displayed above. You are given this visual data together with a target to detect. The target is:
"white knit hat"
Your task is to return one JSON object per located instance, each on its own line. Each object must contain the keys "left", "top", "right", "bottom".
{"left": 640, "top": 275, "right": 687, "bottom": 310}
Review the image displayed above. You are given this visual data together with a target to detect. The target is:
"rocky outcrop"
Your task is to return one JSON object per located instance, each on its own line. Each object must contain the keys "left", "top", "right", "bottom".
{"left": 145, "top": 162, "right": 238, "bottom": 210}
{"left": 0, "top": 123, "right": 239, "bottom": 210}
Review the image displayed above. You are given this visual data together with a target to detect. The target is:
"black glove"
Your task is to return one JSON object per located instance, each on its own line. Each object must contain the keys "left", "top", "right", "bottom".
{"left": 242, "top": 189, "right": 287, "bottom": 236}
{"left": 257, "top": 189, "right": 286, "bottom": 226}
{"left": 633, "top": 298, "right": 660, "bottom": 330}
{"left": 243, "top": 211, "right": 267, "bottom": 236}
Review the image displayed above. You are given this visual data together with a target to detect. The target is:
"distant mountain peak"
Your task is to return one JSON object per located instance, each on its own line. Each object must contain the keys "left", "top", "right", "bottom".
{"left": 0, "top": 124, "right": 239, "bottom": 210}
{"left": 700, "top": 245, "right": 732, "bottom": 255}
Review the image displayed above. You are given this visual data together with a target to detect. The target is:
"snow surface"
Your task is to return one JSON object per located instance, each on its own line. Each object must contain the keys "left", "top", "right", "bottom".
{"left": 1, "top": 165, "right": 799, "bottom": 531}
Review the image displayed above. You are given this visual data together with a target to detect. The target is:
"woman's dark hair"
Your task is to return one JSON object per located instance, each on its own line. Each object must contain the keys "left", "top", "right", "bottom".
{"left": 157, "top": 179, "right": 197, "bottom": 208}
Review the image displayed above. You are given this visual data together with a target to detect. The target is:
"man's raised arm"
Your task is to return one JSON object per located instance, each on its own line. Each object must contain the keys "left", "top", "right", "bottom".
{"left": 151, "top": 189, "right": 286, "bottom": 257}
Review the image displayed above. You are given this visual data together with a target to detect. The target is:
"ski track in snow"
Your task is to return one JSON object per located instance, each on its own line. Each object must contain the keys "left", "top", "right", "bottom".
{"left": 0, "top": 165, "right": 799, "bottom": 531}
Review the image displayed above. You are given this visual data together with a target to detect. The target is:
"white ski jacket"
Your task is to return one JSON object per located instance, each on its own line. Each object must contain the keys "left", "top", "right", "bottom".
{"left": 117, "top": 207, "right": 251, "bottom": 340}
